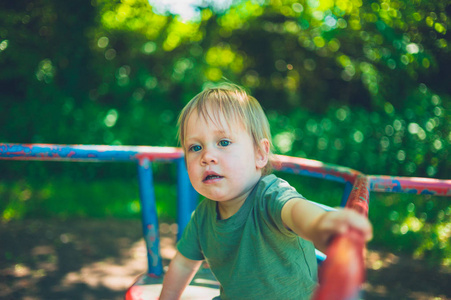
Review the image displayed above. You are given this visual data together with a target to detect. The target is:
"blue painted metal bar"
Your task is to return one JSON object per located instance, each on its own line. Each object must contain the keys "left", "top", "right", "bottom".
{"left": 176, "top": 158, "right": 198, "bottom": 241}
{"left": 137, "top": 158, "right": 163, "bottom": 276}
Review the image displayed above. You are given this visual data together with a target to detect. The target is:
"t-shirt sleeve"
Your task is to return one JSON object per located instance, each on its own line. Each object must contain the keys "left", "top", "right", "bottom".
{"left": 259, "top": 175, "right": 306, "bottom": 236}
{"left": 176, "top": 208, "right": 205, "bottom": 261}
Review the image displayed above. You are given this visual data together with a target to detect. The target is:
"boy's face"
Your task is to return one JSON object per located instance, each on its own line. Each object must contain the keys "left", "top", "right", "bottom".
{"left": 184, "top": 108, "right": 265, "bottom": 204}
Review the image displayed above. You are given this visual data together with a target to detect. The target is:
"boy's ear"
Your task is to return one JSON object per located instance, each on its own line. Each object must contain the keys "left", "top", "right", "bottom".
{"left": 255, "top": 138, "right": 270, "bottom": 169}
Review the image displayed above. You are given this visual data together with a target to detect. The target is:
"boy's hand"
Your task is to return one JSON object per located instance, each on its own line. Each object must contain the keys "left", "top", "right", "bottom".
{"left": 313, "top": 211, "right": 370, "bottom": 300}
{"left": 316, "top": 209, "right": 373, "bottom": 247}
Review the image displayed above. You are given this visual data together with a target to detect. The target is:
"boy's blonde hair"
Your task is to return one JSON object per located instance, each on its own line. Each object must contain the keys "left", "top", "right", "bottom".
{"left": 178, "top": 83, "right": 274, "bottom": 175}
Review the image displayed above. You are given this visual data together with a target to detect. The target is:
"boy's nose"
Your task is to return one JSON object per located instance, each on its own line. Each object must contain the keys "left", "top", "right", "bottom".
{"left": 201, "top": 149, "right": 218, "bottom": 165}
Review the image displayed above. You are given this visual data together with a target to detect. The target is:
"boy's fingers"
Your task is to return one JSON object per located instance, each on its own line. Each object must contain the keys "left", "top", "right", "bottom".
{"left": 332, "top": 209, "right": 373, "bottom": 241}
{"left": 347, "top": 211, "right": 373, "bottom": 241}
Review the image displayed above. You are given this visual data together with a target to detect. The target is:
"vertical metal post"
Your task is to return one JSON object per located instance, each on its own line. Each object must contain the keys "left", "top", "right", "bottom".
{"left": 137, "top": 158, "right": 162, "bottom": 277}
{"left": 176, "top": 158, "right": 198, "bottom": 240}
{"left": 313, "top": 175, "right": 370, "bottom": 300}
{"left": 340, "top": 181, "right": 353, "bottom": 207}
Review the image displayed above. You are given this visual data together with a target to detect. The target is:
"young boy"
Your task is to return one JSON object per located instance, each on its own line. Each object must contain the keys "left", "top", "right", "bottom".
{"left": 159, "top": 84, "right": 372, "bottom": 300}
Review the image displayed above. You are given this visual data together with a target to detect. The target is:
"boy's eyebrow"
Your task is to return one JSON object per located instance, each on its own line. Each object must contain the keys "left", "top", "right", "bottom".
{"left": 185, "top": 128, "right": 231, "bottom": 142}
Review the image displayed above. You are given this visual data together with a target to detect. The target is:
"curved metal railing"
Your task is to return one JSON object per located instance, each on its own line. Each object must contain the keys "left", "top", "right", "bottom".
{"left": 1, "top": 143, "right": 450, "bottom": 299}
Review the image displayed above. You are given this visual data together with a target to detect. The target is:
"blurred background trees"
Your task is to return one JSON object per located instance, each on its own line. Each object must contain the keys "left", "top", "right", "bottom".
{"left": 1, "top": 0, "right": 449, "bottom": 177}
{"left": 0, "top": 0, "right": 450, "bottom": 264}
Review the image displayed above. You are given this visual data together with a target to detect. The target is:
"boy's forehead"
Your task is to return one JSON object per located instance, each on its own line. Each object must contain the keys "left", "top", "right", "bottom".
{"left": 186, "top": 107, "right": 246, "bottom": 134}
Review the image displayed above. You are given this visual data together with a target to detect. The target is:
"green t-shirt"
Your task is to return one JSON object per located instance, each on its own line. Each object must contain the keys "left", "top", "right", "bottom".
{"left": 177, "top": 174, "right": 318, "bottom": 300}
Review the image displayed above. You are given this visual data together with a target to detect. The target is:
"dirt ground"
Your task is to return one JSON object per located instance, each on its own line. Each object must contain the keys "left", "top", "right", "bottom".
{"left": 0, "top": 219, "right": 450, "bottom": 300}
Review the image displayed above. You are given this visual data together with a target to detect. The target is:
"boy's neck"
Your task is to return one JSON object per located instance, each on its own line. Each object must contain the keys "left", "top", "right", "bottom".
{"left": 216, "top": 175, "right": 262, "bottom": 220}
{"left": 217, "top": 198, "right": 246, "bottom": 220}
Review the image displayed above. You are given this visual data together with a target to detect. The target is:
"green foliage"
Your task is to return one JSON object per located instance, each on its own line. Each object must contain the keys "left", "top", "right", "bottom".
{"left": 370, "top": 192, "right": 451, "bottom": 266}
{"left": 269, "top": 87, "right": 449, "bottom": 177}
{"left": 1, "top": 0, "right": 449, "bottom": 176}
{"left": 0, "top": 172, "right": 178, "bottom": 222}
{"left": 0, "top": 0, "right": 450, "bottom": 265}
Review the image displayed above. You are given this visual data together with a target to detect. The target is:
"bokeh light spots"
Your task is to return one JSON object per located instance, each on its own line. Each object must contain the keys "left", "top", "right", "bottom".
{"left": 97, "top": 36, "right": 109, "bottom": 48}
{"left": 104, "top": 109, "right": 119, "bottom": 128}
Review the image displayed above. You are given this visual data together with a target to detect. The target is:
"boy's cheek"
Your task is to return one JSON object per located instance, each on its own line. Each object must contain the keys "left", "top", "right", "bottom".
{"left": 186, "top": 163, "right": 197, "bottom": 178}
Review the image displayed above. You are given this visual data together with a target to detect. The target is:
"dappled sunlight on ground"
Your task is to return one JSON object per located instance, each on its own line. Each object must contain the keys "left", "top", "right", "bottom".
{"left": 363, "top": 249, "right": 450, "bottom": 299}
{"left": 0, "top": 219, "right": 150, "bottom": 299}
{"left": 60, "top": 239, "right": 147, "bottom": 291}
{"left": 0, "top": 219, "right": 449, "bottom": 299}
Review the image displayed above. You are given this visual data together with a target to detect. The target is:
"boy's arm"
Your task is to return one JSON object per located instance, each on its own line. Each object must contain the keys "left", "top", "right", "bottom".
{"left": 281, "top": 198, "right": 372, "bottom": 252}
{"left": 159, "top": 251, "right": 203, "bottom": 300}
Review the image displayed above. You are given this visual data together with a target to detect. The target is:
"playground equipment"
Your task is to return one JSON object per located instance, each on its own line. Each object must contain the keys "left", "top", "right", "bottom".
{"left": 1, "top": 143, "right": 450, "bottom": 300}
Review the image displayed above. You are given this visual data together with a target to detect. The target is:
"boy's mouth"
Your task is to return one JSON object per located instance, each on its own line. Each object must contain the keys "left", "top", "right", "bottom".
{"left": 203, "top": 174, "right": 224, "bottom": 182}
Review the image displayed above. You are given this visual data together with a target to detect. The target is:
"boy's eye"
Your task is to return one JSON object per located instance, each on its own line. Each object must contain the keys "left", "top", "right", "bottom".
{"left": 189, "top": 145, "right": 202, "bottom": 152}
{"left": 219, "top": 140, "right": 231, "bottom": 147}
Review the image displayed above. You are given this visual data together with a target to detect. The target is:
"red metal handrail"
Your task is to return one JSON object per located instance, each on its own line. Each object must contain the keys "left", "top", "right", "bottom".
{"left": 368, "top": 175, "right": 450, "bottom": 196}
{"left": 273, "top": 154, "right": 362, "bottom": 184}
{"left": 0, "top": 143, "right": 183, "bottom": 162}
